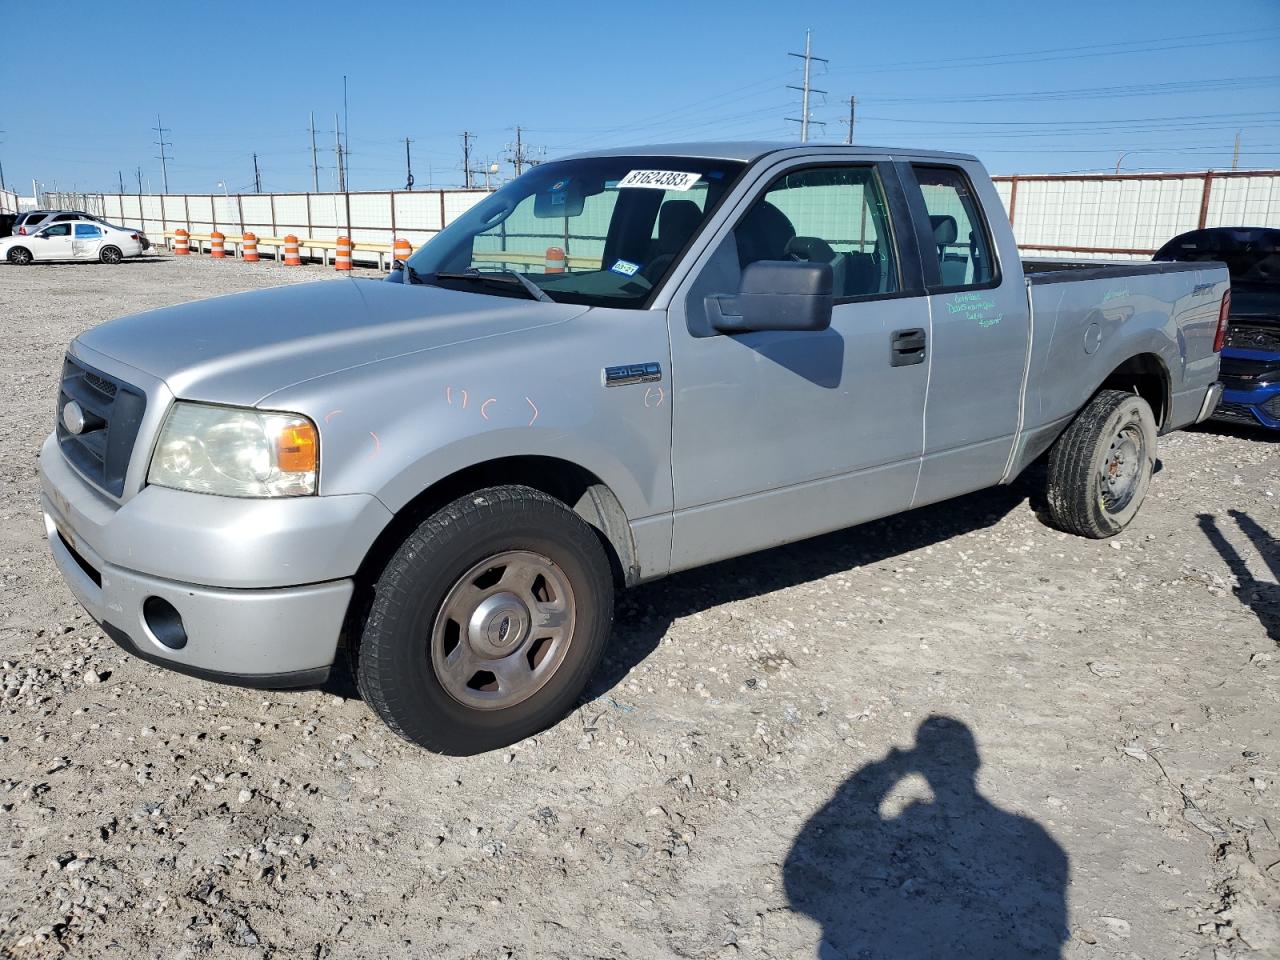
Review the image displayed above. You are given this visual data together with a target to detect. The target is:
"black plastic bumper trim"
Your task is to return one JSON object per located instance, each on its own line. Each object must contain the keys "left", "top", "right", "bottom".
{"left": 102, "top": 622, "right": 332, "bottom": 690}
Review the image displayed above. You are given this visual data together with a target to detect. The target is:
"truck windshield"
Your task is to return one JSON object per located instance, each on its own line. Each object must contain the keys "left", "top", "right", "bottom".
{"left": 405, "top": 156, "right": 746, "bottom": 307}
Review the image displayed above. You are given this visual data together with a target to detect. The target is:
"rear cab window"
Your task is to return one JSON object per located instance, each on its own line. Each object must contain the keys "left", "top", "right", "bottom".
{"left": 912, "top": 165, "right": 998, "bottom": 290}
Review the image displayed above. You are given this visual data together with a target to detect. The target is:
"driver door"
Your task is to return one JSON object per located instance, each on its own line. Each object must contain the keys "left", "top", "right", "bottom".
{"left": 35, "top": 223, "right": 74, "bottom": 260}
{"left": 72, "top": 223, "right": 105, "bottom": 259}
{"left": 666, "top": 158, "right": 932, "bottom": 571}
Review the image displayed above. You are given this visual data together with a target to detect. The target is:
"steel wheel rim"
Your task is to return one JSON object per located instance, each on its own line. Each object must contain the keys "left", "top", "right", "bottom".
{"left": 1100, "top": 422, "right": 1145, "bottom": 513}
{"left": 431, "top": 550, "right": 576, "bottom": 711}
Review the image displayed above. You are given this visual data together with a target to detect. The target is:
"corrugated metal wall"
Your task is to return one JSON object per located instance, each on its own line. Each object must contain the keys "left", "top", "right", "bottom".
{"left": 993, "top": 170, "right": 1280, "bottom": 260}
{"left": 52, "top": 170, "right": 1280, "bottom": 266}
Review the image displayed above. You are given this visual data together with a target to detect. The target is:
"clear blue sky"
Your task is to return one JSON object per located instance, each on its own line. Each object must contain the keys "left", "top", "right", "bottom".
{"left": 2, "top": 0, "right": 1278, "bottom": 196}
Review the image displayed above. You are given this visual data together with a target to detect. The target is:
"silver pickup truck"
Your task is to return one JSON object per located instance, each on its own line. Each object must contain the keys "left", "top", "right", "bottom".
{"left": 40, "top": 144, "right": 1228, "bottom": 754}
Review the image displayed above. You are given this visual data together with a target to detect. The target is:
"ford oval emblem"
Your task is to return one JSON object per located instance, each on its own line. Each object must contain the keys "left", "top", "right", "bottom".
{"left": 62, "top": 400, "right": 86, "bottom": 435}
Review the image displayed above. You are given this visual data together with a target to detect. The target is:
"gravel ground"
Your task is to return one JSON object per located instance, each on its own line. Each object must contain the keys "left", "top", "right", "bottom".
{"left": 1, "top": 253, "right": 1278, "bottom": 959}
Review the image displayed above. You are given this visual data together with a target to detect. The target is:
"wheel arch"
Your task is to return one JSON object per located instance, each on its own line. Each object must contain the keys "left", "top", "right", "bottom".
{"left": 355, "top": 455, "right": 640, "bottom": 599}
{"left": 1096, "top": 352, "right": 1171, "bottom": 430}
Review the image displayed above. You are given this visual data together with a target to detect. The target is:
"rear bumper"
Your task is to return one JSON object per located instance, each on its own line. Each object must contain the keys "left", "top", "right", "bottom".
{"left": 1196, "top": 382, "right": 1225, "bottom": 424}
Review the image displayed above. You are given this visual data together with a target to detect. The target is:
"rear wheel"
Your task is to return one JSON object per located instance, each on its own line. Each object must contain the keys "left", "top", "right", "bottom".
{"left": 7, "top": 247, "right": 32, "bottom": 265}
{"left": 99, "top": 246, "right": 123, "bottom": 264}
{"left": 356, "top": 485, "right": 614, "bottom": 754}
{"left": 1045, "top": 389, "right": 1157, "bottom": 538}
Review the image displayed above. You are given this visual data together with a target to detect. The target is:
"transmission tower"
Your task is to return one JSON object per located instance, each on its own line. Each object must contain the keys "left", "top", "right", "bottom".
{"left": 153, "top": 115, "right": 172, "bottom": 193}
{"left": 786, "top": 30, "right": 827, "bottom": 143}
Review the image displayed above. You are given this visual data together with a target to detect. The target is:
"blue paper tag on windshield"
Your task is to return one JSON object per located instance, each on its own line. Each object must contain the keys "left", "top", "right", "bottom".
{"left": 610, "top": 259, "right": 640, "bottom": 277}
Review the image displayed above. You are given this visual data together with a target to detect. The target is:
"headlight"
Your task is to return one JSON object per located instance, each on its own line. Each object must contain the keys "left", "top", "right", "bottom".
{"left": 148, "top": 402, "right": 318, "bottom": 497}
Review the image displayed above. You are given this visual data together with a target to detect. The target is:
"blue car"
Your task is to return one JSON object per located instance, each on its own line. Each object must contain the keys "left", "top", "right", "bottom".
{"left": 1155, "top": 227, "right": 1280, "bottom": 430}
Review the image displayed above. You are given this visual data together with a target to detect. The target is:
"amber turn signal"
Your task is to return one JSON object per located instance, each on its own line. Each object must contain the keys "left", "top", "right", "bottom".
{"left": 276, "top": 421, "right": 318, "bottom": 473}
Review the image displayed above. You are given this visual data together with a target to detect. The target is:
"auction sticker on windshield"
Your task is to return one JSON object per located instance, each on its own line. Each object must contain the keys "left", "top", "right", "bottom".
{"left": 618, "top": 170, "right": 701, "bottom": 191}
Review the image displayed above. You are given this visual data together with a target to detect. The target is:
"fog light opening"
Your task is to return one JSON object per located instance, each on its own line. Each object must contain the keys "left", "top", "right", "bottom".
{"left": 143, "top": 596, "right": 188, "bottom": 650}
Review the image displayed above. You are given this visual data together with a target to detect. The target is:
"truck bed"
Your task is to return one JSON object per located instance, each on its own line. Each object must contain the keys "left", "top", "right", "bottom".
{"left": 1021, "top": 259, "right": 1208, "bottom": 284}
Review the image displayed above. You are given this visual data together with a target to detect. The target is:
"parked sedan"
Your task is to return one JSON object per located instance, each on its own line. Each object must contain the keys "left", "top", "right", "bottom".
{"left": 1155, "top": 227, "right": 1280, "bottom": 430}
{"left": 1, "top": 220, "right": 145, "bottom": 265}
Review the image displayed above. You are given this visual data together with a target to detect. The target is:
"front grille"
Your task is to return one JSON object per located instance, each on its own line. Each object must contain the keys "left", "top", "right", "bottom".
{"left": 1225, "top": 322, "right": 1280, "bottom": 353}
{"left": 1219, "top": 354, "right": 1280, "bottom": 388}
{"left": 56, "top": 356, "right": 146, "bottom": 497}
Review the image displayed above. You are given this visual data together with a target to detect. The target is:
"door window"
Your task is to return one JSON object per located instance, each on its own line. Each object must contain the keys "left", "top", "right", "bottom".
{"left": 912, "top": 166, "right": 997, "bottom": 289}
{"left": 734, "top": 165, "right": 899, "bottom": 299}
{"left": 74, "top": 224, "right": 103, "bottom": 238}
{"left": 40, "top": 224, "right": 72, "bottom": 237}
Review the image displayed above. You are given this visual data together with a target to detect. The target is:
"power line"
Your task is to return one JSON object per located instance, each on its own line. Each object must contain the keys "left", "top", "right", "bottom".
{"left": 786, "top": 29, "right": 827, "bottom": 143}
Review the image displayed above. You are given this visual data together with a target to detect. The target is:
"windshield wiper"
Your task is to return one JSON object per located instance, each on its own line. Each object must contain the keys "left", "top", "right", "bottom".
{"left": 433, "top": 268, "right": 555, "bottom": 303}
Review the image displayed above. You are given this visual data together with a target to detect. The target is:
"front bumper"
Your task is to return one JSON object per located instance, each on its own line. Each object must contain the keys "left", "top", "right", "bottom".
{"left": 40, "top": 434, "right": 392, "bottom": 686}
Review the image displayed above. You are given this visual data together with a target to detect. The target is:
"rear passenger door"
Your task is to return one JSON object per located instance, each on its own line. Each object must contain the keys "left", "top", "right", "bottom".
{"left": 72, "top": 223, "right": 105, "bottom": 259}
{"left": 667, "top": 158, "right": 932, "bottom": 571}
{"left": 901, "top": 162, "right": 1031, "bottom": 505}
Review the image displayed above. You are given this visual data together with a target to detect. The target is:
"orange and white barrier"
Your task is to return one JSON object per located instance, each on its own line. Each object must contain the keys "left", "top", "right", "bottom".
{"left": 545, "top": 245, "right": 566, "bottom": 273}
{"left": 335, "top": 236, "right": 352, "bottom": 271}
{"left": 283, "top": 234, "right": 301, "bottom": 266}
{"left": 210, "top": 231, "right": 226, "bottom": 259}
{"left": 393, "top": 237, "right": 412, "bottom": 263}
{"left": 173, "top": 229, "right": 190, "bottom": 255}
{"left": 242, "top": 232, "right": 259, "bottom": 262}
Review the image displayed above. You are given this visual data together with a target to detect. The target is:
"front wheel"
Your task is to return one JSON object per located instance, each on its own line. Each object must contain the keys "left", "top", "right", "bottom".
{"left": 1045, "top": 389, "right": 1158, "bottom": 538}
{"left": 99, "top": 246, "right": 123, "bottom": 264}
{"left": 356, "top": 485, "right": 614, "bottom": 754}
{"left": 7, "top": 247, "right": 33, "bottom": 265}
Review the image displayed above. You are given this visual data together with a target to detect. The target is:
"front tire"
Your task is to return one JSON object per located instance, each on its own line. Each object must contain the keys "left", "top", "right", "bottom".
{"left": 99, "top": 246, "right": 123, "bottom": 264}
{"left": 357, "top": 485, "right": 614, "bottom": 754}
{"left": 7, "top": 247, "right": 32, "bottom": 265}
{"left": 1045, "top": 389, "right": 1157, "bottom": 538}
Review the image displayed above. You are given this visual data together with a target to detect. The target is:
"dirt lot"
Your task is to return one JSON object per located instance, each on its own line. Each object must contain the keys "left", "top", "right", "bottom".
{"left": 0, "top": 253, "right": 1277, "bottom": 959}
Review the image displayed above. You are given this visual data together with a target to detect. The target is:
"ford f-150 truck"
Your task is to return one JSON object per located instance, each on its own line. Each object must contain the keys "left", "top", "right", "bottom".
{"left": 39, "top": 144, "right": 1229, "bottom": 754}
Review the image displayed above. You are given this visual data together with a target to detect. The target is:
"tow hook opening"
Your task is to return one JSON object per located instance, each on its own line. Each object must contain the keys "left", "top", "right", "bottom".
{"left": 143, "top": 596, "right": 188, "bottom": 650}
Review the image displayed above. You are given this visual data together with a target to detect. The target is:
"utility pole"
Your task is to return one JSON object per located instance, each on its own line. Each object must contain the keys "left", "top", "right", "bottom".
{"left": 253, "top": 153, "right": 262, "bottom": 193}
{"left": 513, "top": 126, "right": 525, "bottom": 176}
{"left": 117, "top": 170, "right": 125, "bottom": 195}
{"left": 462, "top": 131, "right": 475, "bottom": 189}
{"left": 334, "top": 113, "right": 345, "bottom": 191}
{"left": 843, "top": 96, "right": 857, "bottom": 145}
{"left": 136, "top": 166, "right": 143, "bottom": 197}
{"left": 153, "top": 115, "right": 172, "bottom": 194}
{"left": 309, "top": 112, "right": 319, "bottom": 192}
{"left": 1232, "top": 130, "right": 1241, "bottom": 170}
{"left": 403, "top": 138, "right": 415, "bottom": 190}
{"left": 786, "top": 30, "right": 827, "bottom": 143}
{"left": 343, "top": 75, "right": 350, "bottom": 190}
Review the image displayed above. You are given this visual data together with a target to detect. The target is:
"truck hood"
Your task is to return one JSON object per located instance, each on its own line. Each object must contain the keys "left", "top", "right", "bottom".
{"left": 74, "top": 278, "right": 589, "bottom": 406}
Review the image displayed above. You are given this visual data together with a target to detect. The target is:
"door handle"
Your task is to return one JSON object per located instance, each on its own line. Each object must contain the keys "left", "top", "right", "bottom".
{"left": 890, "top": 328, "right": 927, "bottom": 367}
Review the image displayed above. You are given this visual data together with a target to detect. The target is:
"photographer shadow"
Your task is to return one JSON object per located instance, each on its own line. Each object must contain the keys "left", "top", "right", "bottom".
{"left": 784, "top": 716, "right": 1069, "bottom": 959}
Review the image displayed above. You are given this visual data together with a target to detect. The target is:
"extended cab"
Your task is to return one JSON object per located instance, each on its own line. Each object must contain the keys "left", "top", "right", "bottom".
{"left": 39, "top": 144, "right": 1228, "bottom": 753}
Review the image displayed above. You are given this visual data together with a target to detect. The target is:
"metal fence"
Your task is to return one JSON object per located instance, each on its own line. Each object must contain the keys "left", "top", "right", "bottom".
{"left": 45, "top": 189, "right": 494, "bottom": 265}
{"left": 0, "top": 188, "right": 18, "bottom": 215}
{"left": 48, "top": 168, "right": 1280, "bottom": 266}
{"left": 992, "top": 169, "right": 1280, "bottom": 260}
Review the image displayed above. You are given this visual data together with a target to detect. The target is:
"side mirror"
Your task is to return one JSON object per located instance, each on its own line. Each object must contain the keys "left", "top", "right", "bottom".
{"left": 706, "top": 260, "right": 833, "bottom": 334}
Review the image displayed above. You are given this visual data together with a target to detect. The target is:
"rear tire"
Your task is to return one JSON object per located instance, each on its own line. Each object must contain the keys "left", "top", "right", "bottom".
{"left": 356, "top": 485, "right": 614, "bottom": 755}
{"left": 99, "top": 246, "right": 123, "bottom": 264}
{"left": 7, "top": 247, "right": 32, "bottom": 265}
{"left": 1045, "top": 389, "right": 1157, "bottom": 538}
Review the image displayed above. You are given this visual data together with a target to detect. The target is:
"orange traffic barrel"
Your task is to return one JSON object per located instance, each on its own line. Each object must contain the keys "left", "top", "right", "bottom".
{"left": 283, "top": 234, "right": 301, "bottom": 266}
{"left": 335, "top": 235, "right": 352, "bottom": 271}
{"left": 210, "top": 231, "right": 226, "bottom": 259}
{"left": 393, "top": 237, "right": 412, "bottom": 263}
{"left": 173, "top": 228, "right": 190, "bottom": 255}
{"left": 544, "top": 245, "right": 566, "bottom": 273}
{"left": 242, "top": 232, "right": 259, "bottom": 262}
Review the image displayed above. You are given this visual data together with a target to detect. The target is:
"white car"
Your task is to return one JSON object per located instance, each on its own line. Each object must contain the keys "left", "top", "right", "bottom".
{"left": 1, "top": 219, "right": 145, "bottom": 265}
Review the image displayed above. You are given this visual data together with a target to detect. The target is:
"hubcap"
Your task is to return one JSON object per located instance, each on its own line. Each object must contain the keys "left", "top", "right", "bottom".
{"left": 431, "top": 550, "right": 575, "bottom": 710}
{"left": 1100, "top": 423, "right": 1145, "bottom": 513}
